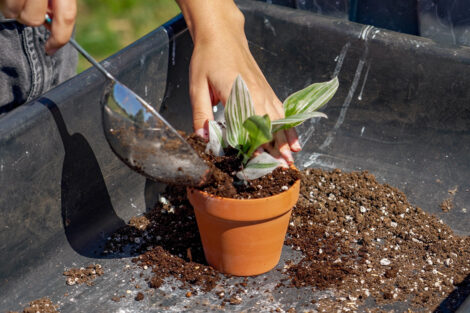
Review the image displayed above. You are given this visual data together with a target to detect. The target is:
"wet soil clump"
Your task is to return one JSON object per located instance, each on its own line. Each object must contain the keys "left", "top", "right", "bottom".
{"left": 186, "top": 134, "right": 300, "bottom": 199}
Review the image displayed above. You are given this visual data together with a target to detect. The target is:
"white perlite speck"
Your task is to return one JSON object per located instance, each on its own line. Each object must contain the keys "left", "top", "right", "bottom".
{"left": 66, "top": 277, "right": 75, "bottom": 285}
{"left": 158, "top": 196, "right": 169, "bottom": 205}
{"left": 380, "top": 258, "right": 391, "bottom": 266}
{"left": 281, "top": 186, "right": 288, "bottom": 191}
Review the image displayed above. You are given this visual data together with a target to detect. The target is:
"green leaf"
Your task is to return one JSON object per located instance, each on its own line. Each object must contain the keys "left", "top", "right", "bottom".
{"left": 242, "top": 114, "right": 272, "bottom": 159}
{"left": 224, "top": 75, "right": 255, "bottom": 150}
{"left": 272, "top": 111, "right": 327, "bottom": 132}
{"left": 205, "top": 120, "right": 225, "bottom": 156}
{"left": 245, "top": 162, "right": 280, "bottom": 169}
{"left": 236, "top": 152, "right": 280, "bottom": 180}
{"left": 283, "top": 76, "right": 339, "bottom": 117}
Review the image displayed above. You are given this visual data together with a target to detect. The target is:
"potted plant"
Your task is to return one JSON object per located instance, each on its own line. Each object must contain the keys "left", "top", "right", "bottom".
{"left": 187, "top": 75, "right": 339, "bottom": 276}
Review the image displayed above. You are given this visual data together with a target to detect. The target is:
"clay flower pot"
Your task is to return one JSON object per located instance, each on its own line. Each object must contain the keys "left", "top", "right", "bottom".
{"left": 187, "top": 180, "right": 300, "bottom": 276}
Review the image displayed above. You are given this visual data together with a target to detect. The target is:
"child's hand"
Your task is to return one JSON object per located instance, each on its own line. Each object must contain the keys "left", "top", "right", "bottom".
{"left": 177, "top": 0, "right": 301, "bottom": 165}
{"left": 0, "top": 0, "right": 77, "bottom": 55}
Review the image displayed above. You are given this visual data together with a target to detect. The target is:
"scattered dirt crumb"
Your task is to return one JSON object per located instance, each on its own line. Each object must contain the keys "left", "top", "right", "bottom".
{"left": 63, "top": 264, "right": 103, "bottom": 286}
{"left": 448, "top": 186, "right": 458, "bottom": 195}
{"left": 128, "top": 216, "right": 150, "bottom": 230}
{"left": 229, "top": 295, "right": 242, "bottom": 305}
{"left": 440, "top": 198, "right": 453, "bottom": 212}
{"left": 111, "top": 296, "right": 120, "bottom": 302}
{"left": 135, "top": 292, "right": 144, "bottom": 301}
{"left": 15, "top": 298, "right": 59, "bottom": 313}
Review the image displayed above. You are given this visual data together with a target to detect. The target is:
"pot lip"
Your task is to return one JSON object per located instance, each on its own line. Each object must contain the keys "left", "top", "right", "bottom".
{"left": 187, "top": 179, "right": 300, "bottom": 202}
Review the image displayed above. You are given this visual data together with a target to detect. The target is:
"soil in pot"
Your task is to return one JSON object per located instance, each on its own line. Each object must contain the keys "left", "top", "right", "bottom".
{"left": 186, "top": 134, "right": 300, "bottom": 199}
{"left": 104, "top": 166, "right": 470, "bottom": 312}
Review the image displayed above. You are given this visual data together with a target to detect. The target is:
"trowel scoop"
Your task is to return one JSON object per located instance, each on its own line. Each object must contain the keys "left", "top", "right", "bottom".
{"left": 101, "top": 82, "right": 211, "bottom": 186}
{"left": 46, "top": 16, "right": 210, "bottom": 186}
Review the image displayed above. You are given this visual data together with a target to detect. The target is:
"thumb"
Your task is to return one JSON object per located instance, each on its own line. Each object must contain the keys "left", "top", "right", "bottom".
{"left": 190, "top": 77, "right": 214, "bottom": 139}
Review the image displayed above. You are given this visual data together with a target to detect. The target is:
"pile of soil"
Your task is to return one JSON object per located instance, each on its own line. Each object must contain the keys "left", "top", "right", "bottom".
{"left": 132, "top": 245, "right": 218, "bottom": 292}
{"left": 104, "top": 184, "right": 218, "bottom": 292}
{"left": 8, "top": 297, "right": 59, "bottom": 313}
{"left": 285, "top": 169, "right": 470, "bottom": 311}
{"left": 63, "top": 264, "right": 103, "bottom": 286}
{"left": 186, "top": 134, "right": 300, "bottom": 199}
{"left": 104, "top": 168, "right": 470, "bottom": 311}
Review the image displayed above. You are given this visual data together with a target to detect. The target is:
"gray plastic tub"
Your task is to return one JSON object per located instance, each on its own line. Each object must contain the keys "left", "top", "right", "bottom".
{"left": 1, "top": 0, "right": 469, "bottom": 311}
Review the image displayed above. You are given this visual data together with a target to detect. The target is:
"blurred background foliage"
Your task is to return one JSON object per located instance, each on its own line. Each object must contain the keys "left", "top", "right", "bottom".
{"left": 75, "top": 0, "right": 180, "bottom": 72}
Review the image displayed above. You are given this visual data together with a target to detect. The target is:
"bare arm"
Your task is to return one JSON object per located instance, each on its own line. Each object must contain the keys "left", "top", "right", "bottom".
{"left": 175, "top": 0, "right": 301, "bottom": 165}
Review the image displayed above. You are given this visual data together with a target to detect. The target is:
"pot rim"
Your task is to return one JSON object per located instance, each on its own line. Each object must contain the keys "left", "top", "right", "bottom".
{"left": 187, "top": 179, "right": 300, "bottom": 222}
{"left": 187, "top": 179, "right": 300, "bottom": 202}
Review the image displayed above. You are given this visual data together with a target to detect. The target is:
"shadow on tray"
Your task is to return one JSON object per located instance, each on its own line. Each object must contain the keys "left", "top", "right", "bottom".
{"left": 40, "top": 97, "right": 126, "bottom": 258}
{"left": 436, "top": 273, "right": 470, "bottom": 313}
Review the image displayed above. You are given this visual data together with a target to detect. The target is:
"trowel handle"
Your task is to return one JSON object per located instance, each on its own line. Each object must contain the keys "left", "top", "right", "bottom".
{"left": 45, "top": 14, "right": 116, "bottom": 82}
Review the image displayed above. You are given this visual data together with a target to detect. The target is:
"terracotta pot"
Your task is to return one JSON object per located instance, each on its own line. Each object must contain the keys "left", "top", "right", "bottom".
{"left": 187, "top": 180, "right": 300, "bottom": 276}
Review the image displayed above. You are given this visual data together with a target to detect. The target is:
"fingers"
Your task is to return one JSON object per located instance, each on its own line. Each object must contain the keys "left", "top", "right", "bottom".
{"left": 1, "top": 0, "right": 25, "bottom": 18}
{"left": 262, "top": 143, "right": 289, "bottom": 168}
{"left": 0, "top": 0, "right": 75, "bottom": 54}
{"left": 45, "top": 0, "right": 77, "bottom": 55}
{"left": 285, "top": 128, "right": 301, "bottom": 152}
{"left": 263, "top": 129, "right": 300, "bottom": 166}
{"left": 190, "top": 75, "right": 214, "bottom": 139}
{"left": 273, "top": 131, "right": 294, "bottom": 164}
{"left": 253, "top": 147, "right": 264, "bottom": 157}
{"left": 17, "top": 0, "right": 47, "bottom": 26}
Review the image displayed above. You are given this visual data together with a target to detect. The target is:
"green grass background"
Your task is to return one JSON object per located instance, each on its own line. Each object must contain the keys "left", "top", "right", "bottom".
{"left": 75, "top": 0, "right": 180, "bottom": 72}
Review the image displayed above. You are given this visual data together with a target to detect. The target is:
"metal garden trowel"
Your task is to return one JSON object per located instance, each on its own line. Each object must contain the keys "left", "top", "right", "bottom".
{"left": 46, "top": 15, "right": 210, "bottom": 186}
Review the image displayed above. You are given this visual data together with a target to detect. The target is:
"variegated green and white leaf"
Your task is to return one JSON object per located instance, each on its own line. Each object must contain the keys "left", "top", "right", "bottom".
{"left": 224, "top": 75, "right": 255, "bottom": 149}
{"left": 272, "top": 111, "right": 327, "bottom": 132}
{"left": 283, "top": 76, "right": 339, "bottom": 117}
{"left": 236, "top": 152, "right": 280, "bottom": 181}
{"left": 205, "top": 120, "right": 225, "bottom": 156}
{"left": 242, "top": 114, "right": 272, "bottom": 159}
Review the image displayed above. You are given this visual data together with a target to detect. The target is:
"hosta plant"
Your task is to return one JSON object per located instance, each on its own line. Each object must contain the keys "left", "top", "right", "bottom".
{"left": 206, "top": 75, "right": 339, "bottom": 180}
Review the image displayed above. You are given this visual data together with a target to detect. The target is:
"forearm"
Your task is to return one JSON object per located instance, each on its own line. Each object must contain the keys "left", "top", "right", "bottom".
{"left": 175, "top": 0, "right": 299, "bottom": 163}
{"left": 175, "top": 0, "right": 245, "bottom": 44}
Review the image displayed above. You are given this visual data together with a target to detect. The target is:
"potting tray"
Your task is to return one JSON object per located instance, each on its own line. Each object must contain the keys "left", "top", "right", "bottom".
{"left": 1, "top": 1, "right": 469, "bottom": 312}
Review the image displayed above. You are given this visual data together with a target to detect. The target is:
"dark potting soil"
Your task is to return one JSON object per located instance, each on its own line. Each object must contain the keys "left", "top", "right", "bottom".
{"left": 186, "top": 134, "right": 300, "bottom": 199}
{"left": 63, "top": 264, "right": 103, "bottom": 286}
{"left": 104, "top": 184, "right": 218, "bottom": 292}
{"left": 285, "top": 169, "right": 470, "bottom": 311}
{"left": 103, "top": 168, "right": 470, "bottom": 312}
